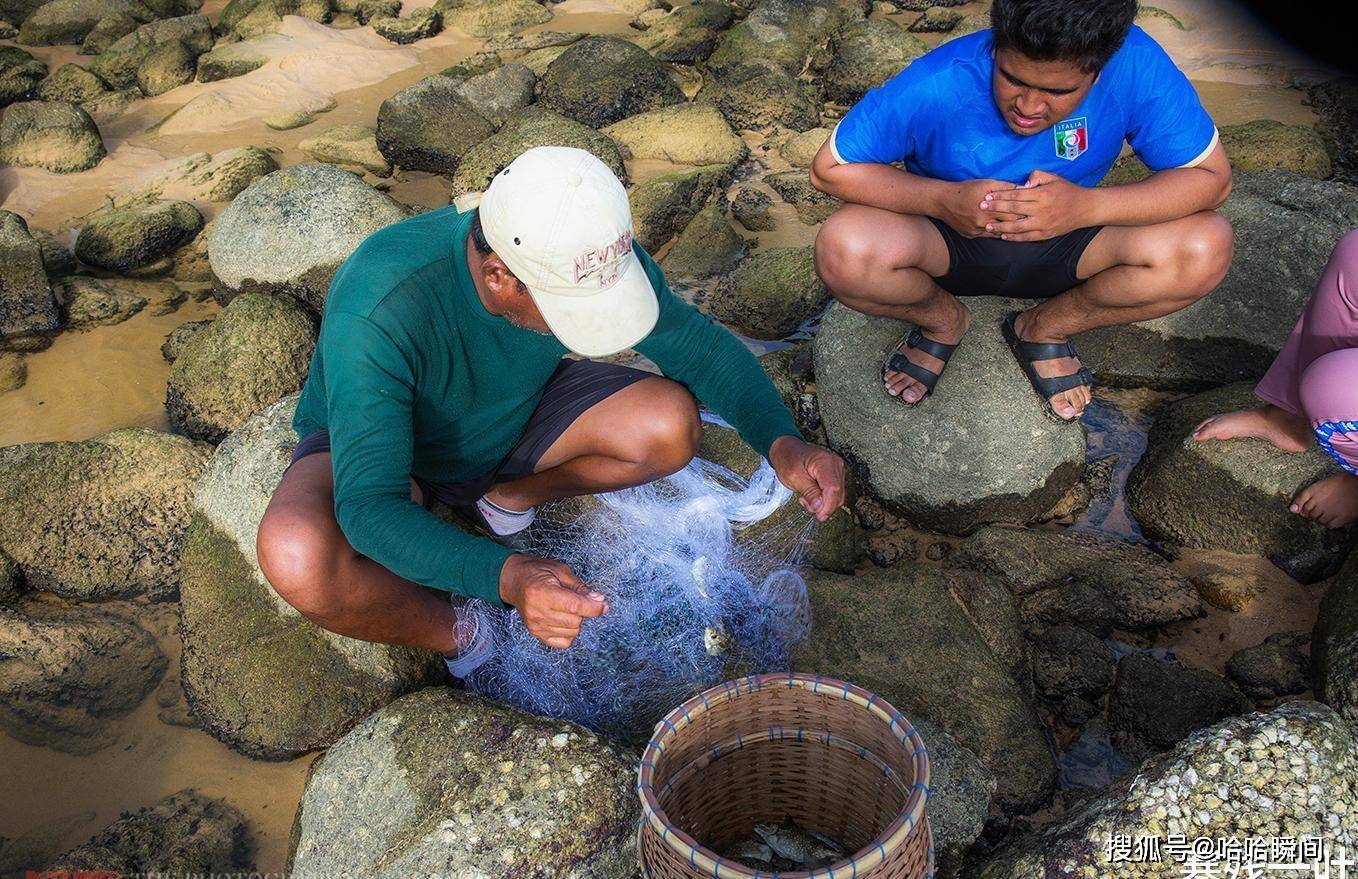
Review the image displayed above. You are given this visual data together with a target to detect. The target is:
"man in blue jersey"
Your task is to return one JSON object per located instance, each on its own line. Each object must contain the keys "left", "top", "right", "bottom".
{"left": 810, "top": 0, "right": 1233, "bottom": 421}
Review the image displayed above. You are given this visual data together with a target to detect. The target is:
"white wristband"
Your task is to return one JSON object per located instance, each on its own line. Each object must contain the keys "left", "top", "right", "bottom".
{"left": 445, "top": 601, "right": 495, "bottom": 679}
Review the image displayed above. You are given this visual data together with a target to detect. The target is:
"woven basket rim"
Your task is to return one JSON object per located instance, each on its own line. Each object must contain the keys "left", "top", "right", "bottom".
{"left": 636, "top": 672, "right": 932, "bottom": 879}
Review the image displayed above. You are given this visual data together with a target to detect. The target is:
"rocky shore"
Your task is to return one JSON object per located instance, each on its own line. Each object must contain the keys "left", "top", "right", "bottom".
{"left": 2, "top": 0, "right": 1356, "bottom": 876}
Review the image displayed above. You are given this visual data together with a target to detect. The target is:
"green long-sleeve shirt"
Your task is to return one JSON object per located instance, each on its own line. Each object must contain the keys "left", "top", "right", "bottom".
{"left": 292, "top": 204, "right": 802, "bottom": 606}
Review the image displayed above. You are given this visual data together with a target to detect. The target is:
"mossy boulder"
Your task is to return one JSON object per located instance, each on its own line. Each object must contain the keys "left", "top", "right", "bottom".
{"left": 1108, "top": 653, "right": 1251, "bottom": 761}
{"left": 74, "top": 199, "right": 204, "bottom": 273}
{"left": 161, "top": 317, "right": 213, "bottom": 363}
{"left": 537, "top": 36, "right": 684, "bottom": 129}
{"left": 792, "top": 565, "right": 1057, "bottom": 814}
{"left": 0, "top": 351, "right": 25, "bottom": 394}
{"left": 814, "top": 299, "right": 1087, "bottom": 533}
{"left": 1226, "top": 632, "right": 1310, "bottom": 700}
{"left": 56, "top": 276, "right": 150, "bottom": 329}
{"left": 298, "top": 124, "right": 390, "bottom": 176}
{"left": 449, "top": 104, "right": 626, "bottom": 195}
{"left": 180, "top": 395, "right": 443, "bottom": 760}
{"left": 434, "top": 0, "right": 551, "bottom": 37}
{"left": 0, "top": 211, "right": 59, "bottom": 346}
{"left": 706, "top": 0, "right": 849, "bottom": 79}
{"left": 373, "top": 7, "right": 442, "bottom": 43}
{"left": 947, "top": 525, "right": 1204, "bottom": 636}
{"left": 1127, "top": 382, "right": 1356, "bottom": 583}
{"left": 0, "top": 100, "right": 105, "bottom": 172}
{"left": 660, "top": 197, "right": 745, "bottom": 279}
{"left": 603, "top": 101, "right": 747, "bottom": 166}
{"left": 780, "top": 126, "right": 829, "bottom": 168}
{"left": 42, "top": 789, "right": 251, "bottom": 875}
{"left": 1079, "top": 171, "right": 1358, "bottom": 389}
{"left": 1313, "top": 551, "right": 1358, "bottom": 726}
{"left": 0, "top": 598, "right": 167, "bottom": 754}
{"left": 375, "top": 73, "right": 495, "bottom": 175}
{"left": 0, "top": 44, "right": 47, "bottom": 106}
{"left": 731, "top": 187, "right": 774, "bottom": 232}
{"left": 217, "top": 0, "right": 328, "bottom": 39}
{"left": 287, "top": 687, "right": 639, "bottom": 878}
{"left": 765, "top": 169, "right": 840, "bottom": 223}
{"left": 1221, "top": 119, "right": 1332, "bottom": 179}
{"left": 194, "top": 40, "right": 268, "bottom": 81}
{"left": 35, "top": 61, "right": 108, "bottom": 103}
{"left": 0, "top": 428, "right": 210, "bottom": 600}
{"left": 630, "top": 1, "right": 733, "bottom": 63}
{"left": 696, "top": 64, "right": 821, "bottom": 132}
{"left": 707, "top": 245, "right": 828, "bottom": 340}
{"left": 79, "top": 10, "right": 141, "bottom": 55}
{"left": 208, "top": 163, "right": 408, "bottom": 311}
{"left": 628, "top": 162, "right": 732, "bottom": 252}
{"left": 453, "top": 62, "right": 535, "bottom": 126}
{"left": 822, "top": 17, "right": 926, "bottom": 104}
{"left": 89, "top": 14, "right": 212, "bottom": 91}
{"left": 972, "top": 702, "right": 1358, "bottom": 879}
{"left": 166, "top": 292, "right": 316, "bottom": 443}
{"left": 16, "top": 0, "right": 151, "bottom": 46}
{"left": 115, "top": 146, "right": 277, "bottom": 204}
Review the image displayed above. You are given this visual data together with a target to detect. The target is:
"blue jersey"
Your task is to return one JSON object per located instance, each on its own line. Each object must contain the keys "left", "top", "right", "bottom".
{"left": 829, "top": 25, "right": 1218, "bottom": 187}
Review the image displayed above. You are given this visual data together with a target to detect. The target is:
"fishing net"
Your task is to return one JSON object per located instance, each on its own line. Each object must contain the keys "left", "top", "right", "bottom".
{"left": 463, "top": 452, "right": 817, "bottom": 743}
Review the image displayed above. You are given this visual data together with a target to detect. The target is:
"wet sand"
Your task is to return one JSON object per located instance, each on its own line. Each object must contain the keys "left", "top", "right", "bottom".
{"left": 0, "top": 0, "right": 1345, "bottom": 868}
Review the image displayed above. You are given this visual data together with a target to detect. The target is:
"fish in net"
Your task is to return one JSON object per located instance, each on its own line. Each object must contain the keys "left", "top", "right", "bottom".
{"left": 462, "top": 453, "right": 817, "bottom": 743}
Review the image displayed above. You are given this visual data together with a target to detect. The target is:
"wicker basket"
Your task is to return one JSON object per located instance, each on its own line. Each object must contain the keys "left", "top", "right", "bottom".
{"left": 637, "top": 673, "right": 933, "bottom": 879}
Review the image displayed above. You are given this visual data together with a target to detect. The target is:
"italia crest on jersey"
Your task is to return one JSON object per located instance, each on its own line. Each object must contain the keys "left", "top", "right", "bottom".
{"left": 1054, "top": 117, "right": 1088, "bottom": 161}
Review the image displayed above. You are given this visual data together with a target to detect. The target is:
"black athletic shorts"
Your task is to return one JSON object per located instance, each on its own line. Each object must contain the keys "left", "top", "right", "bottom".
{"left": 927, "top": 217, "right": 1103, "bottom": 300}
{"left": 287, "top": 358, "right": 653, "bottom": 509}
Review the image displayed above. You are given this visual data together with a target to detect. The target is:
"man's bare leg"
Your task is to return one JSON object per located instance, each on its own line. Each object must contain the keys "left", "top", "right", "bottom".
{"left": 1013, "top": 210, "right": 1234, "bottom": 419}
{"left": 256, "top": 376, "right": 701, "bottom": 652}
{"left": 815, "top": 204, "right": 972, "bottom": 404}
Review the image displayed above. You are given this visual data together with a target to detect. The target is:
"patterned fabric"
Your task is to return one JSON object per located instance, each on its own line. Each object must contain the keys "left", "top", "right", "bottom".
{"left": 1315, "top": 420, "right": 1358, "bottom": 475}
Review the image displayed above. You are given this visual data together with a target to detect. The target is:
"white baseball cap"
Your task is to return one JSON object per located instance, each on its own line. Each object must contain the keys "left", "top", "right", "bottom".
{"left": 475, "top": 146, "right": 659, "bottom": 357}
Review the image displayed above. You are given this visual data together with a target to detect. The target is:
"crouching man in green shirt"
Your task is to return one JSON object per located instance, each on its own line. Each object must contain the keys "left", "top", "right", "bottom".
{"left": 256, "top": 146, "right": 847, "bottom": 677}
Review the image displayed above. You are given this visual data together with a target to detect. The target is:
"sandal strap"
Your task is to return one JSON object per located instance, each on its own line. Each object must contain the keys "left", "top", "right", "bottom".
{"left": 904, "top": 326, "right": 959, "bottom": 362}
{"left": 1031, "top": 365, "right": 1094, "bottom": 397}
{"left": 885, "top": 351, "right": 942, "bottom": 391}
{"left": 1013, "top": 338, "right": 1077, "bottom": 362}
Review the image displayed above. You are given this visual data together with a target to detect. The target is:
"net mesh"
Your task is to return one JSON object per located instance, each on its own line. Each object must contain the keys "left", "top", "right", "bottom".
{"left": 463, "top": 454, "right": 817, "bottom": 743}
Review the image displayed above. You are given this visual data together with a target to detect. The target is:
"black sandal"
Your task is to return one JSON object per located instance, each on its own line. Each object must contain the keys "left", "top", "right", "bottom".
{"left": 1001, "top": 310, "right": 1093, "bottom": 423}
{"left": 881, "top": 327, "right": 960, "bottom": 405}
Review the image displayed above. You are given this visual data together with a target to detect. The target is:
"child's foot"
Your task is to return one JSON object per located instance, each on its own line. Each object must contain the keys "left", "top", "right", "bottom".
{"left": 1192, "top": 404, "right": 1313, "bottom": 452}
{"left": 1291, "top": 473, "right": 1358, "bottom": 528}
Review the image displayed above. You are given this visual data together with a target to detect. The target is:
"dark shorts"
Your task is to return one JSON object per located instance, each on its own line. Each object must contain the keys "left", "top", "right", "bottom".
{"left": 288, "top": 358, "right": 653, "bottom": 509}
{"left": 927, "top": 217, "right": 1103, "bottom": 299}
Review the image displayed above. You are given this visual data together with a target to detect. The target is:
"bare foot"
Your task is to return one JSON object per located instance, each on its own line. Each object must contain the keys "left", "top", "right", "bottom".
{"left": 884, "top": 301, "right": 972, "bottom": 404}
{"left": 1290, "top": 473, "right": 1358, "bottom": 528}
{"left": 1191, "top": 404, "right": 1313, "bottom": 453}
{"left": 1012, "top": 310, "right": 1089, "bottom": 421}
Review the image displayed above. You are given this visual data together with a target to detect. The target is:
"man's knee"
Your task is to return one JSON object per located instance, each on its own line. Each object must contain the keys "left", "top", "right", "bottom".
{"left": 629, "top": 379, "right": 701, "bottom": 477}
{"left": 1170, "top": 211, "right": 1234, "bottom": 300}
{"left": 256, "top": 510, "right": 342, "bottom": 617}
{"left": 815, "top": 207, "right": 920, "bottom": 296}
{"left": 1299, "top": 348, "right": 1358, "bottom": 422}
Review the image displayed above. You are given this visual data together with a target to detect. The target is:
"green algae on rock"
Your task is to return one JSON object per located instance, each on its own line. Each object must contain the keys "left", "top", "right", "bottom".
{"left": 0, "top": 99, "right": 105, "bottom": 172}
{"left": 375, "top": 73, "right": 495, "bottom": 175}
{"left": 1127, "top": 382, "right": 1356, "bottom": 583}
{"left": 791, "top": 565, "right": 1057, "bottom": 814}
{"left": 0, "top": 428, "right": 209, "bottom": 600}
{"left": 0, "top": 44, "right": 48, "bottom": 106}
{"left": 603, "top": 101, "right": 747, "bottom": 166}
{"left": 537, "top": 36, "right": 684, "bottom": 129}
{"left": 707, "top": 245, "right": 828, "bottom": 340}
{"left": 660, "top": 197, "right": 745, "bottom": 280}
{"left": 297, "top": 124, "right": 390, "bottom": 176}
{"left": 179, "top": 396, "right": 443, "bottom": 760}
{"left": 434, "top": 0, "right": 551, "bottom": 38}
{"left": 35, "top": 61, "right": 108, "bottom": 103}
{"left": 821, "top": 17, "right": 926, "bottom": 105}
{"left": 0, "top": 211, "right": 59, "bottom": 346}
{"left": 42, "top": 789, "right": 252, "bottom": 875}
{"left": 166, "top": 292, "right": 316, "bottom": 443}
{"left": 449, "top": 104, "right": 626, "bottom": 195}
{"left": 75, "top": 199, "right": 204, "bottom": 273}
{"left": 288, "top": 686, "right": 639, "bottom": 879}
{"left": 1221, "top": 119, "right": 1332, "bottom": 180}
{"left": 628, "top": 163, "right": 732, "bottom": 252}
{"left": 0, "top": 598, "right": 167, "bottom": 754}
{"left": 56, "top": 276, "right": 150, "bottom": 329}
